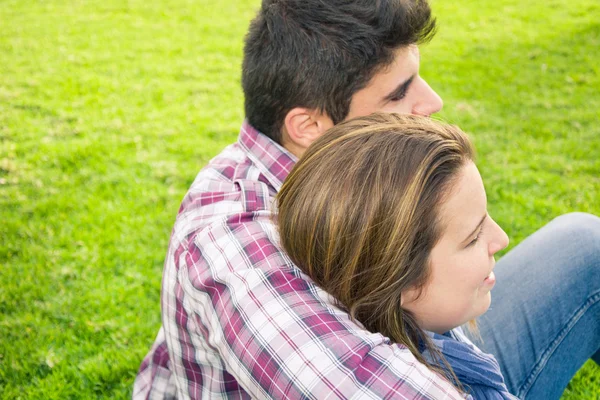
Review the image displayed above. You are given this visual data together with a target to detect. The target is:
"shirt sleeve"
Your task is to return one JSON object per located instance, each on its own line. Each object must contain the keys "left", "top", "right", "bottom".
{"left": 163, "top": 211, "right": 465, "bottom": 399}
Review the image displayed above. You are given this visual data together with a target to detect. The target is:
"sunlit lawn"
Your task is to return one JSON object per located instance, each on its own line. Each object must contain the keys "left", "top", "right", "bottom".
{"left": 1, "top": 0, "right": 598, "bottom": 398}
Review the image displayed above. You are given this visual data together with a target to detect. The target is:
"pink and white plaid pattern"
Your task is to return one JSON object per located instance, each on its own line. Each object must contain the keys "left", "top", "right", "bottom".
{"left": 133, "top": 121, "right": 464, "bottom": 399}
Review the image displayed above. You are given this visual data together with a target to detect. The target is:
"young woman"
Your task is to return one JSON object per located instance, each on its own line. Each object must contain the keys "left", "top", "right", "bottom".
{"left": 277, "top": 113, "right": 517, "bottom": 399}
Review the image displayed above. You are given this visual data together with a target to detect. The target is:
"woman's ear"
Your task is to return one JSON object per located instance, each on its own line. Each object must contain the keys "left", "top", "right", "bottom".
{"left": 282, "top": 107, "right": 334, "bottom": 156}
{"left": 401, "top": 286, "right": 420, "bottom": 308}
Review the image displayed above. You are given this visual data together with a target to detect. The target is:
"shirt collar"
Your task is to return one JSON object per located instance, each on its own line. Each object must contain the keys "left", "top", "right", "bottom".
{"left": 238, "top": 120, "right": 298, "bottom": 192}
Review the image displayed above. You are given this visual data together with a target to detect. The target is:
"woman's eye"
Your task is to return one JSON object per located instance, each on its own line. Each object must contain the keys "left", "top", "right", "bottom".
{"left": 467, "top": 231, "right": 482, "bottom": 247}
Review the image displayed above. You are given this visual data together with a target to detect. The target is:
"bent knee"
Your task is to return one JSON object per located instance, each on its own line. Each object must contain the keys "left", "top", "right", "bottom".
{"left": 551, "top": 212, "right": 600, "bottom": 236}
{"left": 547, "top": 212, "right": 600, "bottom": 257}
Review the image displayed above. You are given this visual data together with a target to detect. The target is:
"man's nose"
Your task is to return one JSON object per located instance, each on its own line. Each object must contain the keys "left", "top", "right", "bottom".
{"left": 412, "top": 79, "right": 443, "bottom": 117}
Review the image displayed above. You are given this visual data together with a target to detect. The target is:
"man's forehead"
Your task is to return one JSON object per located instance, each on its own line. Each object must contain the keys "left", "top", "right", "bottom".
{"left": 385, "top": 45, "right": 419, "bottom": 73}
{"left": 399, "top": 44, "right": 419, "bottom": 59}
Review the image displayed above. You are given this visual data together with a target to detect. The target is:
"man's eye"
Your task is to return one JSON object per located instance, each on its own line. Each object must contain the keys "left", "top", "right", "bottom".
{"left": 390, "top": 92, "right": 407, "bottom": 102}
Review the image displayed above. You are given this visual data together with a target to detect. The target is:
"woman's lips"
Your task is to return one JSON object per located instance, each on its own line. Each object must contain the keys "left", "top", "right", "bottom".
{"left": 483, "top": 271, "right": 496, "bottom": 287}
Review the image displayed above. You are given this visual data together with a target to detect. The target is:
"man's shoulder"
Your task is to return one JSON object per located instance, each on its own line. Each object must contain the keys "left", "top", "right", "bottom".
{"left": 168, "top": 141, "right": 280, "bottom": 259}
{"left": 189, "top": 142, "right": 255, "bottom": 192}
{"left": 170, "top": 206, "right": 291, "bottom": 287}
{"left": 181, "top": 142, "right": 275, "bottom": 211}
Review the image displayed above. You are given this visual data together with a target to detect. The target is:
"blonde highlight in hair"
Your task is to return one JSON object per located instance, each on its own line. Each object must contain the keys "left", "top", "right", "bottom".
{"left": 277, "top": 113, "right": 475, "bottom": 388}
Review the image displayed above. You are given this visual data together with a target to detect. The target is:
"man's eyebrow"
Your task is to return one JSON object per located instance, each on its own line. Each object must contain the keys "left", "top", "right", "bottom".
{"left": 462, "top": 214, "right": 487, "bottom": 243}
{"left": 383, "top": 75, "right": 415, "bottom": 102}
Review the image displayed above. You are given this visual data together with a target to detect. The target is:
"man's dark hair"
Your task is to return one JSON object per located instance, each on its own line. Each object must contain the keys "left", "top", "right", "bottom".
{"left": 242, "top": 0, "right": 437, "bottom": 144}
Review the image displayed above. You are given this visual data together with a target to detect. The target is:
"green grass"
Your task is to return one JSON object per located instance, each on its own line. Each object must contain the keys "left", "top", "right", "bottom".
{"left": 0, "top": 0, "right": 598, "bottom": 398}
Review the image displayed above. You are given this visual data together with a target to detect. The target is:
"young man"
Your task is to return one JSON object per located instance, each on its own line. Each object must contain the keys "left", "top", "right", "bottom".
{"left": 134, "top": 0, "right": 600, "bottom": 398}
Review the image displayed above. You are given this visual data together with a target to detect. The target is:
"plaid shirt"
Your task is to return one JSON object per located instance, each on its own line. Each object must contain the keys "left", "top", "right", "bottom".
{"left": 134, "top": 121, "right": 464, "bottom": 399}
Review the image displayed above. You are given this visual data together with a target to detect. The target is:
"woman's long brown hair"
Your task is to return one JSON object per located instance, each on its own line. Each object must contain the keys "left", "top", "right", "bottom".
{"left": 276, "top": 113, "right": 474, "bottom": 388}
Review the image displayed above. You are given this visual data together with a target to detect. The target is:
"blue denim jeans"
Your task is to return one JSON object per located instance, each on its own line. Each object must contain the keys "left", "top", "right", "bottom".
{"left": 467, "top": 212, "right": 600, "bottom": 399}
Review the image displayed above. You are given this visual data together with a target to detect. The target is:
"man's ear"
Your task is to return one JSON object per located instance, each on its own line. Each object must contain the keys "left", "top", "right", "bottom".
{"left": 282, "top": 107, "right": 334, "bottom": 156}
